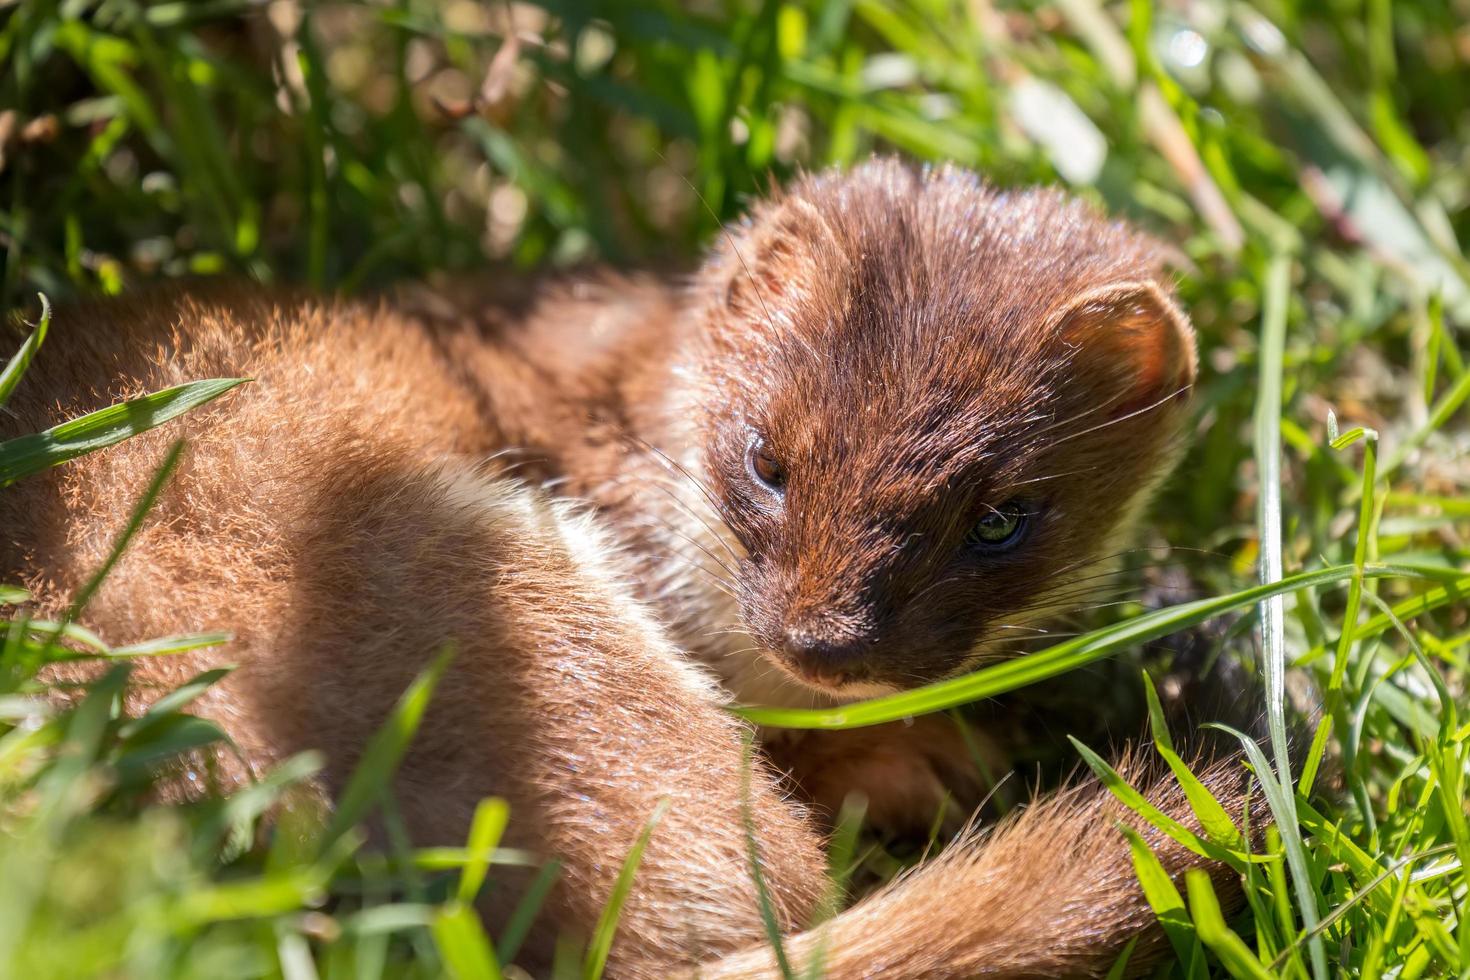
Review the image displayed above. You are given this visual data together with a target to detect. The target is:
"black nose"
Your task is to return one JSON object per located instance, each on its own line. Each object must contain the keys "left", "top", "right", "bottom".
{"left": 781, "top": 627, "right": 874, "bottom": 685}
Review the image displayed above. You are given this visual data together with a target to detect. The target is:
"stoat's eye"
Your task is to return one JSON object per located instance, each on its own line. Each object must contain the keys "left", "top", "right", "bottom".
{"left": 746, "top": 435, "right": 787, "bottom": 492}
{"left": 967, "top": 501, "right": 1029, "bottom": 552}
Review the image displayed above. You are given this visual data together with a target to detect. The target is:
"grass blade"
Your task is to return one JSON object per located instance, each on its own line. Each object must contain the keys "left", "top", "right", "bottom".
{"left": 173, "top": 867, "right": 333, "bottom": 927}
{"left": 1119, "top": 824, "right": 1203, "bottom": 972}
{"left": 1070, "top": 736, "right": 1250, "bottom": 866}
{"left": 320, "top": 648, "right": 453, "bottom": 852}
{"left": 201, "top": 751, "right": 325, "bottom": 860}
{"left": 63, "top": 440, "right": 187, "bottom": 626}
{"left": 1210, "top": 724, "right": 1332, "bottom": 977}
{"left": 1252, "top": 252, "right": 1293, "bottom": 783}
{"left": 1141, "top": 674, "right": 1245, "bottom": 848}
{"left": 0, "top": 293, "right": 49, "bottom": 409}
{"left": 1185, "top": 869, "right": 1274, "bottom": 979}
{"left": 1251, "top": 250, "right": 1326, "bottom": 980}
{"left": 498, "top": 858, "right": 562, "bottom": 967}
{"left": 117, "top": 666, "right": 233, "bottom": 739}
{"left": 0, "top": 378, "right": 246, "bottom": 486}
{"left": 108, "top": 631, "right": 233, "bottom": 658}
{"left": 583, "top": 798, "right": 668, "bottom": 980}
{"left": 433, "top": 901, "right": 503, "bottom": 980}
{"left": 458, "top": 798, "right": 510, "bottom": 905}
{"left": 1104, "top": 937, "right": 1138, "bottom": 980}
{"left": 735, "top": 563, "right": 1428, "bottom": 729}
{"left": 1300, "top": 430, "right": 1379, "bottom": 793}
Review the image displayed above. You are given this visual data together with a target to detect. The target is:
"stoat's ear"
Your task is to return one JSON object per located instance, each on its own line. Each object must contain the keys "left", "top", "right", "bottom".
{"left": 720, "top": 199, "right": 838, "bottom": 321}
{"left": 1052, "top": 280, "right": 1197, "bottom": 417}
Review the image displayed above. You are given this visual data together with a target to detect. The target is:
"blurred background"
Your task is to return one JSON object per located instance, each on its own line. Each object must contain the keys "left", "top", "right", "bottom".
{"left": 3, "top": 1, "right": 1467, "bottom": 301}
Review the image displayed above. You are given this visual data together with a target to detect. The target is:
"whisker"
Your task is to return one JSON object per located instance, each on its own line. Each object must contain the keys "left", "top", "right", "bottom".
{"left": 1005, "top": 465, "right": 1105, "bottom": 488}
{"left": 621, "top": 512, "right": 740, "bottom": 584}
{"left": 610, "top": 436, "right": 743, "bottom": 566}
{"left": 661, "top": 153, "right": 794, "bottom": 354}
{"left": 544, "top": 492, "right": 743, "bottom": 605}
{"left": 1044, "top": 383, "right": 1194, "bottom": 448}
{"left": 640, "top": 482, "right": 743, "bottom": 569}
{"left": 703, "top": 627, "right": 754, "bottom": 639}
{"left": 906, "top": 573, "right": 964, "bottom": 608}
{"left": 583, "top": 475, "right": 740, "bottom": 567}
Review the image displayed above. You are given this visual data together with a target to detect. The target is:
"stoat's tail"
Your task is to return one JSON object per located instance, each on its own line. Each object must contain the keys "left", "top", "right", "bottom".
{"left": 702, "top": 755, "right": 1257, "bottom": 979}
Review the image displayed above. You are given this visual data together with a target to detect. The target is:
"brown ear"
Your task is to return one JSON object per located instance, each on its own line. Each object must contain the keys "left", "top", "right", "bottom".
{"left": 1053, "top": 280, "right": 1197, "bottom": 417}
{"left": 722, "top": 199, "right": 836, "bottom": 319}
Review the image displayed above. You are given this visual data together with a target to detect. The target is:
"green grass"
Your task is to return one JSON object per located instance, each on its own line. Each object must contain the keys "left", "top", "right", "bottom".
{"left": 2, "top": 0, "right": 1469, "bottom": 976}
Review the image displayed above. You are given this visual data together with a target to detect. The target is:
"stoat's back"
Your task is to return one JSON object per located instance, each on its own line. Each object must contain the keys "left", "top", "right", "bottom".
{"left": 1, "top": 287, "right": 497, "bottom": 631}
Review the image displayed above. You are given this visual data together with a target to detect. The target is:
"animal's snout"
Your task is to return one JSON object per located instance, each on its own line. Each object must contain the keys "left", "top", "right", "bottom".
{"left": 780, "top": 613, "right": 877, "bottom": 687}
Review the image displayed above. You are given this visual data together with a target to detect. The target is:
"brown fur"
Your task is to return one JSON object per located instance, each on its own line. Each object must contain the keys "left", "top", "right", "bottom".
{"left": 1, "top": 159, "right": 1248, "bottom": 977}
{"left": 702, "top": 754, "right": 1257, "bottom": 979}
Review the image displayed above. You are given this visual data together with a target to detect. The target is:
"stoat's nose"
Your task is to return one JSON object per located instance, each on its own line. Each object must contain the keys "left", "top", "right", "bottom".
{"left": 780, "top": 616, "right": 877, "bottom": 687}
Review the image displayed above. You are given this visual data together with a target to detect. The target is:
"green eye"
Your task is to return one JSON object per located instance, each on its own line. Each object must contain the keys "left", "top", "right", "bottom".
{"left": 967, "top": 502, "right": 1029, "bottom": 551}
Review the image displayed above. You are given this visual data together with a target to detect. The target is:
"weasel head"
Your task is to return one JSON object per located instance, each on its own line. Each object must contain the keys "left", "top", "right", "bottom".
{"left": 685, "top": 158, "right": 1197, "bottom": 698}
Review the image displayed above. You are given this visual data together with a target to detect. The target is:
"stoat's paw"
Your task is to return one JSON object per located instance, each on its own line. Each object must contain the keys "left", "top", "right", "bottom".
{"left": 766, "top": 715, "right": 1009, "bottom": 841}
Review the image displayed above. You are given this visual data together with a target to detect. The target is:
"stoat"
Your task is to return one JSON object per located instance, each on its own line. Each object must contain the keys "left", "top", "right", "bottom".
{"left": 2, "top": 158, "right": 1254, "bottom": 978}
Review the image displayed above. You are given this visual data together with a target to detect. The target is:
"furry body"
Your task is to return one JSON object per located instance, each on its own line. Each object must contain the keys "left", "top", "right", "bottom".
{"left": 2, "top": 161, "right": 1252, "bottom": 976}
